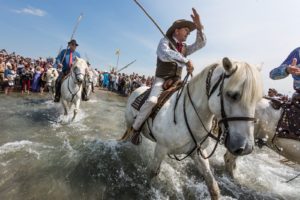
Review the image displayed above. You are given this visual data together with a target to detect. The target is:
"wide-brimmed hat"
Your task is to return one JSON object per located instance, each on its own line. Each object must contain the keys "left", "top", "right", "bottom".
{"left": 166, "top": 19, "right": 196, "bottom": 38}
{"left": 68, "top": 39, "right": 79, "bottom": 46}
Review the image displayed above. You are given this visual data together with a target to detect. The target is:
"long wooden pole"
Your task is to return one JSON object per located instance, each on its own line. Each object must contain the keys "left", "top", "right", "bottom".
{"left": 60, "top": 13, "right": 84, "bottom": 64}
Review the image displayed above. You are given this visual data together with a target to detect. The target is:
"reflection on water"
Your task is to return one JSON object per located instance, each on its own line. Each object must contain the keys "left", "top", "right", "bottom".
{"left": 0, "top": 91, "right": 299, "bottom": 200}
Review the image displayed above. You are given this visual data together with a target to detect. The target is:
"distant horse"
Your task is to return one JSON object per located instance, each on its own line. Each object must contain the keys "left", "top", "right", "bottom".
{"left": 82, "top": 67, "right": 97, "bottom": 101}
{"left": 122, "top": 57, "right": 263, "bottom": 199}
{"left": 60, "top": 57, "right": 88, "bottom": 121}
{"left": 45, "top": 67, "right": 58, "bottom": 99}
{"left": 224, "top": 98, "right": 300, "bottom": 178}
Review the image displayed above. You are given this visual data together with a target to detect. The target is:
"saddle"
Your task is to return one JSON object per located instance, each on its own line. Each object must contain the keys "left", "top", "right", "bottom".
{"left": 275, "top": 93, "right": 300, "bottom": 141}
{"left": 131, "top": 79, "right": 183, "bottom": 120}
{"left": 266, "top": 95, "right": 289, "bottom": 110}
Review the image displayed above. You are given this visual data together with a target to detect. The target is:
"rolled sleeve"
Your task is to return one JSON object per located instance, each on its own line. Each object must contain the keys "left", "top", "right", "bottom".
{"left": 269, "top": 48, "right": 300, "bottom": 80}
{"left": 186, "top": 30, "right": 207, "bottom": 56}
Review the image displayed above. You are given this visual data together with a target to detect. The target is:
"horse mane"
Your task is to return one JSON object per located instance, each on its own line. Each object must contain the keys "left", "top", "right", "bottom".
{"left": 226, "top": 61, "right": 263, "bottom": 106}
{"left": 74, "top": 57, "right": 88, "bottom": 69}
{"left": 190, "top": 60, "right": 263, "bottom": 107}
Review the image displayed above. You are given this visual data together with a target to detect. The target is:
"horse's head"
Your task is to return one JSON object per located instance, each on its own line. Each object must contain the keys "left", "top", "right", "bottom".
{"left": 72, "top": 57, "right": 88, "bottom": 83}
{"left": 85, "top": 68, "right": 94, "bottom": 85}
{"left": 46, "top": 68, "right": 58, "bottom": 86}
{"left": 207, "top": 57, "right": 263, "bottom": 156}
{"left": 82, "top": 67, "right": 94, "bottom": 100}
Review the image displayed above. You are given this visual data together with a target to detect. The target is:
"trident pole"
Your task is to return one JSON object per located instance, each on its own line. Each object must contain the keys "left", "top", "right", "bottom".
{"left": 60, "top": 13, "right": 84, "bottom": 64}
{"left": 133, "top": 0, "right": 178, "bottom": 52}
{"left": 133, "top": 0, "right": 193, "bottom": 78}
{"left": 117, "top": 59, "right": 136, "bottom": 73}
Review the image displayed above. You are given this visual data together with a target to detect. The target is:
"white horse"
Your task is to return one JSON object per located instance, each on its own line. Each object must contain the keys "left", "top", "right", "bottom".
{"left": 82, "top": 67, "right": 94, "bottom": 101}
{"left": 45, "top": 67, "right": 58, "bottom": 99}
{"left": 224, "top": 98, "right": 300, "bottom": 178}
{"left": 82, "top": 68, "right": 99, "bottom": 101}
{"left": 60, "top": 57, "right": 88, "bottom": 121}
{"left": 123, "top": 57, "right": 263, "bottom": 199}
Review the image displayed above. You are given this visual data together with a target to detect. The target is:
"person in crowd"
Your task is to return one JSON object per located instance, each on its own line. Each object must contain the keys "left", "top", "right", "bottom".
{"left": 21, "top": 63, "right": 33, "bottom": 95}
{"left": 31, "top": 66, "right": 42, "bottom": 92}
{"left": 102, "top": 71, "right": 110, "bottom": 89}
{"left": 4, "top": 62, "right": 16, "bottom": 95}
{"left": 0, "top": 57, "right": 5, "bottom": 89}
{"left": 109, "top": 71, "right": 116, "bottom": 91}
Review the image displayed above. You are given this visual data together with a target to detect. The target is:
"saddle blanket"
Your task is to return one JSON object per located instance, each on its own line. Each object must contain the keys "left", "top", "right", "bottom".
{"left": 276, "top": 103, "right": 300, "bottom": 141}
{"left": 131, "top": 85, "right": 182, "bottom": 119}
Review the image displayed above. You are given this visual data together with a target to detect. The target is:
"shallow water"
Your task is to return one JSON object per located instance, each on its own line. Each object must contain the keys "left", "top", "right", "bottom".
{"left": 0, "top": 90, "right": 299, "bottom": 200}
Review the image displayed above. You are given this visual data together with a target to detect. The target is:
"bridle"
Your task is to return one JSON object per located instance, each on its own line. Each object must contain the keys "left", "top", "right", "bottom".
{"left": 67, "top": 64, "right": 86, "bottom": 102}
{"left": 206, "top": 64, "right": 257, "bottom": 148}
{"left": 169, "top": 64, "right": 257, "bottom": 161}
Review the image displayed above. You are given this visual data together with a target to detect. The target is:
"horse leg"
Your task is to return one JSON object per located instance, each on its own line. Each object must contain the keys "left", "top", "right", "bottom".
{"left": 191, "top": 150, "right": 220, "bottom": 200}
{"left": 224, "top": 150, "right": 237, "bottom": 179}
{"left": 72, "top": 99, "right": 80, "bottom": 121}
{"left": 150, "top": 144, "right": 168, "bottom": 179}
{"left": 62, "top": 100, "right": 68, "bottom": 116}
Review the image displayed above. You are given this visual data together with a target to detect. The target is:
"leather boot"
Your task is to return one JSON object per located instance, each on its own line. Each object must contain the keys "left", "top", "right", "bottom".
{"left": 131, "top": 128, "right": 142, "bottom": 145}
{"left": 54, "top": 80, "right": 61, "bottom": 102}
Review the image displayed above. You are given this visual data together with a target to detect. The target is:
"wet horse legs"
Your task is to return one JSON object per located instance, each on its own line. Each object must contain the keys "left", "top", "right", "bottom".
{"left": 224, "top": 150, "right": 237, "bottom": 178}
{"left": 150, "top": 144, "right": 167, "bottom": 179}
{"left": 191, "top": 150, "right": 220, "bottom": 200}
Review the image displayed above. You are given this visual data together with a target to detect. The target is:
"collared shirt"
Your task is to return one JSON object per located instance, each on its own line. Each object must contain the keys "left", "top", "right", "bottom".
{"left": 156, "top": 30, "right": 206, "bottom": 68}
{"left": 56, "top": 49, "right": 80, "bottom": 74}
{"left": 269, "top": 47, "right": 300, "bottom": 90}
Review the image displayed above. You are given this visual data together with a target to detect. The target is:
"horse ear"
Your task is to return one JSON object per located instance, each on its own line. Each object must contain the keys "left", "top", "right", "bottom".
{"left": 254, "top": 62, "right": 264, "bottom": 72}
{"left": 222, "top": 57, "right": 232, "bottom": 71}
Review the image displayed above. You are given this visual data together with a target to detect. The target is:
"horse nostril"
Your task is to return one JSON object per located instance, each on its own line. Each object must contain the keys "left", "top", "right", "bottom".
{"left": 234, "top": 148, "right": 244, "bottom": 155}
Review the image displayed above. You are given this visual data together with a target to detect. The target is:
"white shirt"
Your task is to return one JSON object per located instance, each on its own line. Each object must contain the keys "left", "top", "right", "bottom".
{"left": 156, "top": 30, "right": 206, "bottom": 68}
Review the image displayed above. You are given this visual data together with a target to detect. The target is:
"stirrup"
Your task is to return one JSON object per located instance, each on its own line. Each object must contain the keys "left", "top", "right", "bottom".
{"left": 131, "top": 129, "right": 142, "bottom": 145}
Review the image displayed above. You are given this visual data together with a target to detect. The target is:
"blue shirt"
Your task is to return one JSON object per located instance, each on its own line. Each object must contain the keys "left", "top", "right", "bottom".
{"left": 4, "top": 68, "right": 15, "bottom": 78}
{"left": 269, "top": 47, "right": 300, "bottom": 90}
{"left": 56, "top": 49, "right": 80, "bottom": 74}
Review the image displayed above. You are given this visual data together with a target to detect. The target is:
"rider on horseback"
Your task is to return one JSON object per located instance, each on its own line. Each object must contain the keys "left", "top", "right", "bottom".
{"left": 130, "top": 8, "right": 206, "bottom": 145}
{"left": 54, "top": 39, "right": 81, "bottom": 102}
{"left": 270, "top": 47, "right": 300, "bottom": 103}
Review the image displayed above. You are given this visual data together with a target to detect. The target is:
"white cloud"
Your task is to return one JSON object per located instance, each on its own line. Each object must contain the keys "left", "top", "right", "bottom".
{"left": 13, "top": 6, "right": 46, "bottom": 17}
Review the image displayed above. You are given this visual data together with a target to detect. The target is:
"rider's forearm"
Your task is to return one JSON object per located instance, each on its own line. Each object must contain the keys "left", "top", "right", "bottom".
{"left": 186, "top": 30, "right": 206, "bottom": 56}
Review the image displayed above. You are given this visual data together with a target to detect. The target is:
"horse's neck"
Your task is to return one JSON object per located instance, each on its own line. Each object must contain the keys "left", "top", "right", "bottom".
{"left": 181, "top": 73, "right": 214, "bottom": 134}
{"left": 255, "top": 99, "right": 282, "bottom": 141}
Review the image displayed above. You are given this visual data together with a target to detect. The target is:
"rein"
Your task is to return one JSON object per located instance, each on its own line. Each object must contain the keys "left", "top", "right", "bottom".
{"left": 173, "top": 73, "right": 190, "bottom": 124}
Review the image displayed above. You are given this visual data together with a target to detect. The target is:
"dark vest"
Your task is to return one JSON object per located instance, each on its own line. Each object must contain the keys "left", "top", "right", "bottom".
{"left": 155, "top": 37, "right": 187, "bottom": 80}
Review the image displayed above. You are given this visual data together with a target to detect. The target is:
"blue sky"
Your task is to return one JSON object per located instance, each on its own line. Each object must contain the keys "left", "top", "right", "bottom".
{"left": 1, "top": 0, "right": 300, "bottom": 94}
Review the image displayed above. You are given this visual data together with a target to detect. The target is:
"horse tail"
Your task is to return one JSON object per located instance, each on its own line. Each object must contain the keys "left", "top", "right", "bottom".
{"left": 119, "top": 126, "right": 134, "bottom": 141}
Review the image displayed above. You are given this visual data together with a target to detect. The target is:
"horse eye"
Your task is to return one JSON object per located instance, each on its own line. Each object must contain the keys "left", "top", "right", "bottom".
{"left": 226, "top": 91, "right": 240, "bottom": 101}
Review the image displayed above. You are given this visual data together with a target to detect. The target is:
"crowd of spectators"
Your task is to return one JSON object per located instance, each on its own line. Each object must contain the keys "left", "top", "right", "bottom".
{"left": 0, "top": 49, "right": 55, "bottom": 95}
{"left": 0, "top": 49, "right": 154, "bottom": 97}
{"left": 99, "top": 71, "right": 154, "bottom": 96}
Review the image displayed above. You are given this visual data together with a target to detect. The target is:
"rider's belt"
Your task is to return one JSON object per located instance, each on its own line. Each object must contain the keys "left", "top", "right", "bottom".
{"left": 155, "top": 58, "right": 182, "bottom": 80}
